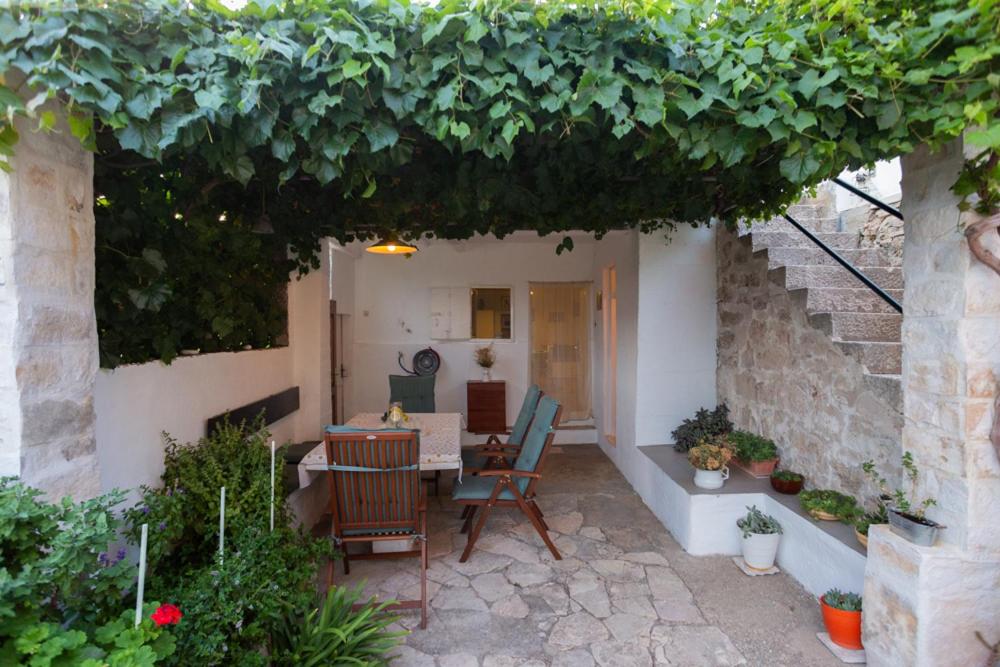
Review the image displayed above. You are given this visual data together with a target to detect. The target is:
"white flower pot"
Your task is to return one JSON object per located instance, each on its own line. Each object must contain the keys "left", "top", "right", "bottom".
{"left": 693, "top": 467, "right": 729, "bottom": 490}
{"left": 741, "top": 532, "right": 781, "bottom": 570}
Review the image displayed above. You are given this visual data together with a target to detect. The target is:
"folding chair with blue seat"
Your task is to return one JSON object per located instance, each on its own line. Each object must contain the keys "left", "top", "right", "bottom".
{"left": 323, "top": 426, "right": 428, "bottom": 628}
{"left": 460, "top": 384, "right": 542, "bottom": 472}
{"left": 452, "top": 396, "right": 563, "bottom": 563}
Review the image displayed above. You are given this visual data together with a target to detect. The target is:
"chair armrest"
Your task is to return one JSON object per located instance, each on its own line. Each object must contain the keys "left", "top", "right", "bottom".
{"left": 477, "top": 469, "right": 542, "bottom": 479}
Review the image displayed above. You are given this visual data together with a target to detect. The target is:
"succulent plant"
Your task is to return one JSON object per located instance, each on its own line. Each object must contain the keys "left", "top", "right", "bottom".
{"left": 823, "top": 589, "right": 862, "bottom": 612}
{"left": 737, "top": 505, "right": 783, "bottom": 538}
{"left": 727, "top": 431, "right": 778, "bottom": 462}
{"left": 672, "top": 404, "right": 732, "bottom": 452}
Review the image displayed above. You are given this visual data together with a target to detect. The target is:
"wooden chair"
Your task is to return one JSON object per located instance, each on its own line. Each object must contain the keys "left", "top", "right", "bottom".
{"left": 324, "top": 429, "right": 427, "bottom": 628}
{"left": 452, "top": 396, "right": 563, "bottom": 563}
{"left": 460, "top": 384, "right": 542, "bottom": 471}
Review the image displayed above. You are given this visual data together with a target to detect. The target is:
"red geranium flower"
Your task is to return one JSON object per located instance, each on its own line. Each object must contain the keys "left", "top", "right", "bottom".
{"left": 150, "top": 603, "right": 183, "bottom": 626}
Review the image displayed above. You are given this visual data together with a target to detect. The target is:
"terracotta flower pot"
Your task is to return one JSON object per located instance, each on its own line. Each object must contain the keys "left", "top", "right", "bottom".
{"left": 733, "top": 457, "right": 779, "bottom": 478}
{"left": 854, "top": 528, "right": 869, "bottom": 550}
{"left": 820, "top": 596, "right": 863, "bottom": 650}
{"left": 769, "top": 475, "right": 804, "bottom": 495}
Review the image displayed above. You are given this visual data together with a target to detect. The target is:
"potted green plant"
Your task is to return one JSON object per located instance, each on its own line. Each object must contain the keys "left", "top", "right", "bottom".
{"left": 799, "top": 489, "right": 860, "bottom": 522}
{"left": 736, "top": 505, "right": 782, "bottom": 570}
{"left": 862, "top": 453, "right": 943, "bottom": 546}
{"left": 769, "top": 469, "right": 804, "bottom": 495}
{"left": 727, "top": 430, "right": 779, "bottom": 477}
{"left": 820, "top": 589, "right": 863, "bottom": 650}
{"left": 854, "top": 503, "right": 889, "bottom": 550}
{"left": 687, "top": 436, "right": 733, "bottom": 490}
{"left": 671, "top": 404, "right": 732, "bottom": 452}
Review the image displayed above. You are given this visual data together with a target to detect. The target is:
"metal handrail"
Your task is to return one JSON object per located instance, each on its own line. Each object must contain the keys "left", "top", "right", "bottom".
{"left": 832, "top": 177, "right": 903, "bottom": 220}
{"left": 781, "top": 213, "right": 903, "bottom": 314}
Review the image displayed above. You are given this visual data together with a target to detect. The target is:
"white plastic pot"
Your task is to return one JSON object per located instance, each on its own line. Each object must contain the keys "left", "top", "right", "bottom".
{"left": 741, "top": 531, "right": 781, "bottom": 570}
{"left": 693, "top": 467, "right": 729, "bottom": 490}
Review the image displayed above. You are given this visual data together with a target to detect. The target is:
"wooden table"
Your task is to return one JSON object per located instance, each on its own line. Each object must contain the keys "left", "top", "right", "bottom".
{"left": 297, "top": 412, "right": 463, "bottom": 489}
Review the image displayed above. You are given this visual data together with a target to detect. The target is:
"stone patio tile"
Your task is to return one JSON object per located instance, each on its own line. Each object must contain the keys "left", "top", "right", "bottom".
{"left": 590, "top": 559, "right": 646, "bottom": 582}
{"left": 471, "top": 572, "right": 515, "bottom": 602}
{"left": 505, "top": 562, "right": 555, "bottom": 587}
{"left": 650, "top": 624, "right": 747, "bottom": 666}
{"left": 482, "top": 657, "right": 546, "bottom": 667}
{"left": 603, "top": 611, "right": 655, "bottom": 643}
{"left": 567, "top": 573, "right": 612, "bottom": 618}
{"left": 546, "top": 511, "right": 584, "bottom": 535}
{"left": 391, "top": 645, "right": 435, "bottom": 666}
{"left": 590, "top": 639, "right": 654, "bottom": 667}
{"left": 622, "top": 551, "right": 672, "bottom": 567}
{"left": 438, "top": 653, "right": 479, "bottom": 667}
{"left": 612, "top": 594, "right": 657, "bottom": 618}
{"left": 550, "top": 648, "right": 596, "bottom": 667}
{"left": 432, "top": 585, "right": 489, "bottom": 612}
{"left": 492, "top": 593, "right": 530, "bottom": 618}
{"left": 579, "top": 526, "right": 606, "bottom": 541}
{"left": 447, "top": 551, "right": 514, "bottom": 576}
{"left": 476, "top": 534, "right": 542, "bottom": 564}
{"left": 547, "top": 611, "right": 610, "bottom": 649}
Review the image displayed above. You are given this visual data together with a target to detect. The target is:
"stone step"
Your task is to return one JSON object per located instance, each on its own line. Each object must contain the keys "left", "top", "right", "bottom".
{"left": 777, "top": 265, "right": 903, "bottom": 290}
{"left": 761, "top": 246, "right": 894, "bottom": 269}
{"left": 834, "top": 341, "right": 902, "bottom": 375}
{"left": 864, "top": 373, "right": 903, "bottom": 413}
{"left": 790, "top": 287, "right": 904, "bottom": 315}
{"left": 751, "top": 231, "right": 860, "bottom": 251}
{"left": 752, "top": 215, "right": 841, "bottom": 235}
{"left": 808, "top": 312, "right": 902, "bottom": 342}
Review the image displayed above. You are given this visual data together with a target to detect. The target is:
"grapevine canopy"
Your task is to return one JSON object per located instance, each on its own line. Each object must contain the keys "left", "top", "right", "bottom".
{"left": 1, "top": 0, "right": 998, "bottom": 247}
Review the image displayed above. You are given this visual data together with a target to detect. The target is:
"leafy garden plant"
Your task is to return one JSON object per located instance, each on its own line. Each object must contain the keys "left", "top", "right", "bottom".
{"left": 727, "top": 431, "right": 778, "bottom": 462}
{"left": 771, "top": 470, "right": 804, "bottom": 482}
{"left": 737, "top": 505, "right": 783, "bottom": 538}
{"left": 799, "top": 489, "right": 861, "bottom": 522}
{"left": 672, "top": 405, "right": 732, "bottom": 453}
{"left": 0, "top": 478, "right": 178, "bottom": 666}
{"left": 823, "top": 589, "right": 863, "bottom": 613}
{"left": 862, "top": 452, "right": 937, "bottom": 519}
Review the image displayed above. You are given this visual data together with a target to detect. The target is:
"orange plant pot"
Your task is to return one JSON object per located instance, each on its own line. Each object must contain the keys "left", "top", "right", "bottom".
{"left": 733, "top": 457, "right": 779, "bottom": 478}
{"left": 820, "top": 596, "right": 863, "bottom": 650}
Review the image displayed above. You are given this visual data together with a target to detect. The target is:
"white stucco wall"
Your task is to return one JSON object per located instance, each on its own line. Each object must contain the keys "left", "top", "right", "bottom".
{"left": 95, "top": 241, "right": 331, "bottom": 498}
{"left": 634, "top": 226, "right": 719, "bottom": 446}
{"left": 345, "top": 234, "right": 606, "bottom": 424}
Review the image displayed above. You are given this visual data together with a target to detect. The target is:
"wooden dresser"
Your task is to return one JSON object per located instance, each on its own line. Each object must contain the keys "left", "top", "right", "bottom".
{"left": 466, "top": 381, "right": 506, "bottom": 434}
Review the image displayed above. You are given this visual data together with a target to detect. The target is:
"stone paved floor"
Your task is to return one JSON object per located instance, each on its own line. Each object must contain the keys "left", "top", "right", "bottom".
{"left": 324, "top": 445, "right": 843, "bottom": 666}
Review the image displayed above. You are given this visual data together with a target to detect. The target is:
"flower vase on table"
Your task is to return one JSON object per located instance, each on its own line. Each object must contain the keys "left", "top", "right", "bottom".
{"left": 387, "top": 402, "right": 407, "bottom": 428}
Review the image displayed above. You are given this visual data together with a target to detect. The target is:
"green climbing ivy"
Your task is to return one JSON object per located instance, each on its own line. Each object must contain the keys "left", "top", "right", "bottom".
{"left": 1, "top": 0, "right": 997, "bottom": 234}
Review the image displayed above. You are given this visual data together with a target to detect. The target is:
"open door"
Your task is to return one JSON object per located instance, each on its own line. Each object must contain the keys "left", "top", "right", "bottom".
{"left": 529, "top": 282, "right": 592, "bottom": 421}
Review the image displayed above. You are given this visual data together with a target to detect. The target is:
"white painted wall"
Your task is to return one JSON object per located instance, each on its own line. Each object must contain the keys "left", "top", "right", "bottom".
{"left": 634, "top": 226, "right": 718, "bottom": 446}
{"left": 835, "top": 158, "right": 902, "bottom": 210}
{"left": 95, "top": 242, "right": 332, "bottom": 498}
{"left": 346, "top": 234, "right": 601, "bottom": 425}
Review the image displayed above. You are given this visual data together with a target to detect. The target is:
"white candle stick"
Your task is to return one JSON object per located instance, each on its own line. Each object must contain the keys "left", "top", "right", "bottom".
{"left": 219, "top": 486, "right": 226, "bottom": 564}
{"left": 134, "top": 523, "right": 148, "bottom": 628}
{"left": 270, "top": 441, "right": 275, "bottom": 533}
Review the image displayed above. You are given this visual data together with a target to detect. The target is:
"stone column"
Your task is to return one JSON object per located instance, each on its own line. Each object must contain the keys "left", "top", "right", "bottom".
{"left": 0, "top": 103, "right": 100, "bottom": 500}
{"left": 863, "top": 138, "right": 1000, "bottom": 666}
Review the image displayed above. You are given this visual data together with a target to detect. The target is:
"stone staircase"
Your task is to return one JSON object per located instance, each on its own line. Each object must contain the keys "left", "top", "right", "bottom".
{"left": 745, "top": 197, "right": 903, "bottom": 410}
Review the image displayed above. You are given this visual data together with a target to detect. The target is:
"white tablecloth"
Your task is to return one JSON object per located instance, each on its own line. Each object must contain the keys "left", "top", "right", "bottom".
{"left": 297, "top": 412, "right": 463, "bottom": 489}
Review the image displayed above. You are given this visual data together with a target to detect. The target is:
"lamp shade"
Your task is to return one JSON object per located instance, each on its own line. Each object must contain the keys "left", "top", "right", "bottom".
{"left": 365, "top": 236, "right": 418, "bottom": 255}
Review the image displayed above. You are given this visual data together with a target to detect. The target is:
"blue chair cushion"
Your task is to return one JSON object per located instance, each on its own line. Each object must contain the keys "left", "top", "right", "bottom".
{"left": 460, "top": 447, "right": 486, "bottom": 468}
{"left": 452, "top": 475, "right": 528, "bottom": 501}
{"left": 389, "top": 374, "right": 436, "bottom": 413}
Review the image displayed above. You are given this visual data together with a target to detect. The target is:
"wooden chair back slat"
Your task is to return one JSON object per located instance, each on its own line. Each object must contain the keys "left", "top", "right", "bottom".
{"left": 324, "top": 431, "right": 420, "bottom": 535}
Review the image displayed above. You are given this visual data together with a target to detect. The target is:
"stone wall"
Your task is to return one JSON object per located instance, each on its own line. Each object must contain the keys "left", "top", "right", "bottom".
{"left": 716, "top": 228, "right": 902, "bottom": 502}
{"left": 0, "top": 101, "right": 100, "bottom": 500}
{"left": 862, "top": 138, "right": 1000, "bottom": 667}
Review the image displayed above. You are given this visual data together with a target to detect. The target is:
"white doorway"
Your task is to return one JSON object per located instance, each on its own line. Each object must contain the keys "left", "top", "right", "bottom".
{"left": 601, "top": 266, "right": 617, "bottom": 444}
{"left": 529, "top": 282, "right": 593, "bottom": 421}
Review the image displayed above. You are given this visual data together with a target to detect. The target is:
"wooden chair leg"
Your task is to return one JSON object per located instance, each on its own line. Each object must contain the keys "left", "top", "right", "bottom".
{"left": 528, "top": 500, "right": 549, "bottom": 531}
{"left": 461, "top": 505, "right": 478, "bottom": 534}
{"left": 342, "top": 548, "right": 350, "bottom": 575}
{"left": 460, "top": 481, "right": 505, "bottom": 563}
{"left": 513, "top": 488, "right": 561, "bottom": 560}
{"left": 460, "top": 505, "right": 472, "bottom": 520}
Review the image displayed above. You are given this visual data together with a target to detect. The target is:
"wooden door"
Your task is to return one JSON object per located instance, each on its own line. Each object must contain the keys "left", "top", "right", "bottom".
{"left": 330, "top": 300, "right": 338, "bottom": 424}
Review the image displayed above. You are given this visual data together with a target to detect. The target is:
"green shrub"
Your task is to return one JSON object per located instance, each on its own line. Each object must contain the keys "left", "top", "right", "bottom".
{"left": 0, "top": 478, "right": 176, "bottom": 665}
{"left": 272, "top": 585, "right": 404, "bottom": 666}
{"left": 672, "top": 404, "right": 732, "bottom": 452}
{"left": 770, "top": 469, "right": 803, "bottom": 481}
{"left": 823, "top": 589, "right": 862, "bottom": 612}
{"left": 124, "top": 418, "right": 332, "bottom": 666}
{"left": 799, "top": 489, "right": 860, "bottom": 522}
{"left": 727, "top": 430, "right": 778, "bottom": 462}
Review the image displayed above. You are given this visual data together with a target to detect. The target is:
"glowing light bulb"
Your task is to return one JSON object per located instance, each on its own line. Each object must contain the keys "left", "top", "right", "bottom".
{"left": 387, "top": 244, "right": 397, "bottom": 252}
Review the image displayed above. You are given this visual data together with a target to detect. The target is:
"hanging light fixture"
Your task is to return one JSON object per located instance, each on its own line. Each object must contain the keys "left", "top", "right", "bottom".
{"left": 365, "top": 234, "right": 418, "bottom": 256}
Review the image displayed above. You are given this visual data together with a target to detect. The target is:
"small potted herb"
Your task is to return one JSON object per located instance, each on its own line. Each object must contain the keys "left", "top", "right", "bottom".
{"left": 736, "top": 505, "right": 782, "bottom": 570}
{"left": 820, "top": 589, "right": 863, "bottom": 650}
{"left": 770, "top": 469, "right": 804, "bottom": 495}
{"left": 863, "top": 453, "right": 943, "bottom": 546}
{"left": 687, "top": 436, "right": 732, "bottom": 490}
{"left": 727, "top": 430, "right": 779, "bottom": 477}
{"left": 799, "top": 489, "right": 860, "bottom": 522}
